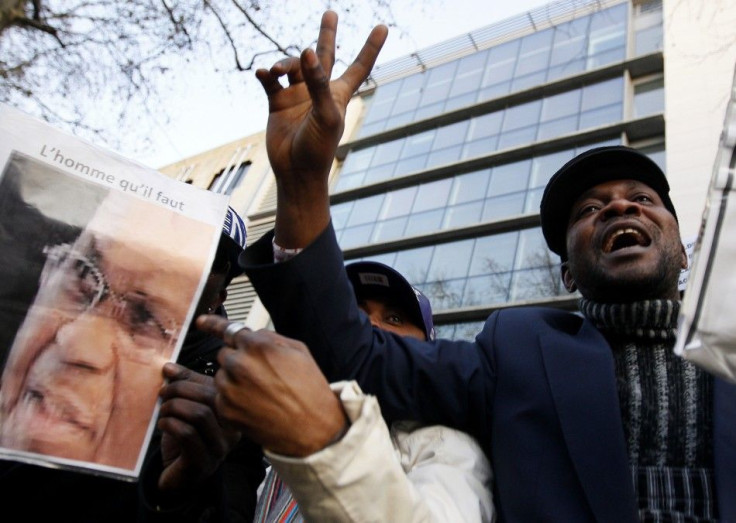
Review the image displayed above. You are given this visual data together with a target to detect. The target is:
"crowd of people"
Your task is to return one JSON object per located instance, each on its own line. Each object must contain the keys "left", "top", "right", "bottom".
{"left": 1, "top": 9, "right": 734, "bottom": 523}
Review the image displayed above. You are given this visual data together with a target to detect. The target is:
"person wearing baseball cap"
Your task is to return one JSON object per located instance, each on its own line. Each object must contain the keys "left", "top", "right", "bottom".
{"left": 241, "top": 260, "right": 492, "bottom": 523}
{"left": 346, "top": 260, "right": 436, "bottom": 342}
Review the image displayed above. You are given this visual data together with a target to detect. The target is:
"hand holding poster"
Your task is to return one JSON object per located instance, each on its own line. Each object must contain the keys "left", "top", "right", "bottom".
{"left": 0, "top": 104, "right": 229, "bottom": 480}
{"left": 675, "top": 67, "right": 736, "bottom": 383}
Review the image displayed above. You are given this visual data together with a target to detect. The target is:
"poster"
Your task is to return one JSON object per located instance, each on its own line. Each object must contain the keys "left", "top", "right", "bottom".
{"left": 0, "top": 104, "right": 229, "bottom": 480}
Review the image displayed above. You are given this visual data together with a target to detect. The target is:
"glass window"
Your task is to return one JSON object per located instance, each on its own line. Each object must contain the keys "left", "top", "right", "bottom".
{"left": 498, "top": 126, "right": 538, "bottom": 150}
{"left": 444, "top": 92, "right": 477, "bottom": 113}
{"left": 482, "top": 39, "right": 520, "bottom": 86}
{"left": 404, "top": 209, "right": 445, "bottom": 237}
{"left": 443, "top": 201, "right": 483, "bottom": 229}
{"left": 454, "top": 321, "right": 486, "bottom": 340}
{"left": 359, "top": 121, "right": 385, "bottom": 138}
{"left": 530, "top": 149, "right": 575, "bottom": 189}
{"left": 638, "top": 143, "right": 666, "bottom": 173}
{"left": 420, "top": 62, "right": 458, "bottom": 106}
{"left": 541, "top": 89, "right": 582, "bottom": 122}
{"left": 449, "top": 169, "right": 491, "bottom": 205}
{"left": 394, "top": 156, "right": 428, "bottom": 179}
{"left": 371, "top": 139, "right": 404, "bottom": 166}
{"left": 346, "top": 194, "right": 384, "bottom": 227}
{"left": 510, "top": 267, "right": 562, "bottom": 301}
{"left": 536, "top": 116, "right": 579, "bottom": 142}
{"left": 331, "top": 201, "right": 354, "bottom": 231}
{"left": 463, "top": 274, "right": 512, "bottom": 306}
{"left": 579, "top": 104, "right": 622, "bottom": 129}
{"left": 462, "top": 136, "right": 500, "bottom": 160}
{"left": 363, "top": 163, "right": 397, "bottom": 185}
{"left": 428, "top": 239, "right": 474, "bottom": 280}
{"left": 433, "top": 121, "right": 470, "bottom": 149}
{"left": 427, "top": 146, "right": 462, "bottom": 168}
{"left": 634, "top": 77, "right": 664, "bottom": 117}
{"left": 391, "top": 74, "right": 425, "bottom": 117}
{"left": 402, "top": 129, "right": 436, "bottom": 159}
{"left": 357, "top": 252, "right": 398, "bottom": 270}
{"left": 514, "top": 29, "right": 554, "bottom": 76}
{"left": 425, "top": 278, "right": 466, "bottom": 310}
{"left": 412, "top": 178, "right": 453, "bottom": 213}
{"left": 546, "top": 58, "right": 587, "bottom": 82}
{"left": 394, "top": 246, "right": 433, "bottom": 283}
{"left": 511, "top": 71, "right": 548, "bottom": 92}
{"left": 635, "top": 24, "right": 662, "bottom": 56}
{"left": 372, "top": 216, "right": 408, "bottom": 242}
{"left": 524, "top": 187, "right": 545, "bottom": 214}
{"left": 587, "top": 4, "right": 627, "bottom": 63}
{"left": 467, "top": 111, "right": 504, "bottom": 140}
{"left": 470, "top": 232, "right": 519, "bottom": 275}
{"left": 477, "top": 81, "right": 512, "bottom": 103}
{"left": 362, "top": 81, "right": 402, "bottom": 124}
{"left": 482, "top": 192, "right": 526, "bottom": 221}
{"left": 341, "top": 147, "right": 374, "bottom": 175}
{"left": 549, "top": 18, "right": 589, "bottom": 67}
{"left": 414, "top": 102, "right": 445, "bottom": 122}
{"left": 502, "top": 100, "right": 542, "bottom": 132}
{"left": 334, "top": 172, "right": 364, "bottom": 192}
{"left": 385, "top": 111, "right": 415, "bottom": 130}
{"left": 581, "top": 78, "right": 623, "bottom": 112}
{"left": 435, "top": 320, "right": 485, "bottom": 341}
{"left": 449, "top": 51, "right": 488, "bottom": 98}
{"left": 339, "top": 223, "right": 374, "bottom": 249}
{"left": 379, "top": 186, "right": 418, "bottom": 220}
{"left": 488, "top": 160, "right": 531, "bottom": 196}
{"left": 516, "top": 228, "right": 553, "bottom": 270}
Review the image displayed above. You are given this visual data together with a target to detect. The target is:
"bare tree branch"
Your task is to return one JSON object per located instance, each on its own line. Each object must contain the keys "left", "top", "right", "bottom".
{"left": 0, "top": 0, "right": 403, "bottom": 152}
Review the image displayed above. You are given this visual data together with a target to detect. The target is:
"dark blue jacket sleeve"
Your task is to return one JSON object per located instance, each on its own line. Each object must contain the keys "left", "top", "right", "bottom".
{"left": 241, "top": 223, "right": 496, "bottom": 442}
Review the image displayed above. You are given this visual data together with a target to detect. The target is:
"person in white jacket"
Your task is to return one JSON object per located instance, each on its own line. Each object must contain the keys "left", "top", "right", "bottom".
{"left": 202, "top": 261, "right": 494, "bottom": 522}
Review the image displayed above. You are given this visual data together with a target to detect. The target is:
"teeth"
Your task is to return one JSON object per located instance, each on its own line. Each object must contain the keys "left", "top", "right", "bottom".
{"left": 604, "top": 228, "right": 644, "bottom": 253}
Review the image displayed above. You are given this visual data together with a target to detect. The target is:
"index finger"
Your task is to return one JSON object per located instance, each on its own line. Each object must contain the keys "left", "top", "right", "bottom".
{"left": 340, "top": 25, "right": 388, "bottom": 92}
{"left": 195, "top": 314, "right": 232, "bottom": 340}
{"left": 339, "top": 24, "right": 388, "bottom": 95}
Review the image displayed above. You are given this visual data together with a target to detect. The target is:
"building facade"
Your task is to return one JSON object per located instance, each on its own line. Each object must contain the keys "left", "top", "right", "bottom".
{"left": 159, "top": 0, "right": 736, "bottom": 337}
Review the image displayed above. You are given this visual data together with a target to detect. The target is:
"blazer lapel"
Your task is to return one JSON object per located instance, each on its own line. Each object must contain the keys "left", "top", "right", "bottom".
{"left": 714, "top": 377, "right": 736, "bottom": 521}
{"left": 540, "top": 320, "right": 638, "bottom": 523}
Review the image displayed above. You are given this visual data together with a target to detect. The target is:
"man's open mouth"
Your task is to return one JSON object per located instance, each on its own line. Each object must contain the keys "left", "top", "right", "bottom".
{"left": 602, "top": 227, "right": 651, "bottom": 253}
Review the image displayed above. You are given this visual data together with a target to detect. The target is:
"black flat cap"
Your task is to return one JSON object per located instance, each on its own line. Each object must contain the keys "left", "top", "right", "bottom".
{"left": 540, "top": 145, "right": 677, "bottom": 259}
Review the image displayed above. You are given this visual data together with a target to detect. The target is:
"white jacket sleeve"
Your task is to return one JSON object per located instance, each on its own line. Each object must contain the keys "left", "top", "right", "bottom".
{"left": 265, "top": 381, "right": 494, "bottom": 523}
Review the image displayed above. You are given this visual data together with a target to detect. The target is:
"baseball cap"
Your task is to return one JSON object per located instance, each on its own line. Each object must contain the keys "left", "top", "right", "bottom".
{"left": 346, "top": 261, "right": 435, "bottom": 341}
{"left": 540, "top": 145, "right": 678, "bottom": 259}
{"left": 219, "top": 206, "right": 247, "bottom": 283}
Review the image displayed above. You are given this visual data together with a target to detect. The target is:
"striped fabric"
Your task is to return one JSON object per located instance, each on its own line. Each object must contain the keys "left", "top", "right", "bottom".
{"left": 580, "top": 299, "right": 717, "bottom": 522}
{"left": 253, "top": 468, "right": 302, "bottom": 523}
{"left": 635, "top": 466, "right": 716, "bottom": 522}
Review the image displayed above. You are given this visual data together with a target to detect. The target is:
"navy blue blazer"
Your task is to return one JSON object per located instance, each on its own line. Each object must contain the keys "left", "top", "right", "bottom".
{"left": 242, "top": 224, "right": 736, "bottom": 522}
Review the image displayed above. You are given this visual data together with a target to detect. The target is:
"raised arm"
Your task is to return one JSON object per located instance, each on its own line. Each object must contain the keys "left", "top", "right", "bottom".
{"left": 256, "top": 11, "right": 387, "bottom": 249}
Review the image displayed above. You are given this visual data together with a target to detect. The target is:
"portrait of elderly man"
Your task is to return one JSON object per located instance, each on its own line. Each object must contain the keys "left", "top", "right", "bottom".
{"left": 0, "top": 157, "right": 216, "bottom": 473}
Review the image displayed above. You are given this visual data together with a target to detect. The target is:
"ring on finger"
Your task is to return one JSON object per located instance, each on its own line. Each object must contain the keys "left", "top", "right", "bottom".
{"left": 223, "top": 321, "right": 249, "bottom": 346}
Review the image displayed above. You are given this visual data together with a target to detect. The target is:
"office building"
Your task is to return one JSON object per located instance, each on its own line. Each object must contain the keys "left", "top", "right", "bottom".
{"left": 159, "top": 0, "right": 736, "bottom": 337}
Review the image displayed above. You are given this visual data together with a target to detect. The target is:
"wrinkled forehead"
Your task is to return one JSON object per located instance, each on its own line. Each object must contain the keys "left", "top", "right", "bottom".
{"left": 85, "top": 192, "right": 212, "bottom": 258}
{"left": 78, "top": 192, "right": 214, "bottom": 315}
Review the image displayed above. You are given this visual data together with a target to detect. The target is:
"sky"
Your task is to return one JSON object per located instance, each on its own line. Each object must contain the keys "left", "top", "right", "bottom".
{"left": 133, "top": 0, "right": 553, "bottom": 169}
